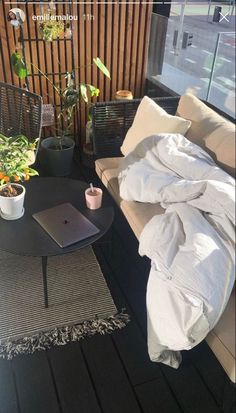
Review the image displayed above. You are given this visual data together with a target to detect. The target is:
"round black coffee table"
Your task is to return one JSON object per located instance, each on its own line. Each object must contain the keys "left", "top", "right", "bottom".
{"left": 0, "top": 177, "right": 113, "bottom": 308}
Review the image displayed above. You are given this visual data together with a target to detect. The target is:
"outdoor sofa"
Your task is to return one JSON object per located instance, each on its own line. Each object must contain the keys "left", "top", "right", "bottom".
{"left": 92, "top": 94, "right": 235, "bottom": 383}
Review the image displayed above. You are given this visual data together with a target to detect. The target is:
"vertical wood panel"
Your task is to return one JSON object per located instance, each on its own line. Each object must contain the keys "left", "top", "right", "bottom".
{"left": 29, "top": 4, "right": 41, "bottom": 95}
{"left": 0, "top": 1, "right": 152, "bottom": 145}
{"left": 92, "top": 3, "right": 98, "bottom": 92}
{"left": 10, "top": 0, "right": 22, "bottom": 88}
{"left": 84, "top": 4, "right": 92, "bottom": 140}
{"left": 71, "top": 3, "right": 80, "bottom": 144}
{"left": 24, "top": 3, "right": 35, "bottom": 92}
{"left": 0, "top": 31, "right": 6, "bottom": 83}
{"left": 98, "top": 5, "right": 106, "bottom": 102}
{"left": 85, "top": 5, "right": 92, "bottom": 89}
{"left": 44, "top": 41, "right": 54, "bottom": 106}
{"left": 117, "top": 5, "right": 126, "bottom": 92}
{"left": 0, "top": 1, "right": 16, "bottom": 85}
{"left": 105, "top": 5, "right": 112, "bottom": 101}
{"left": 78, "top": 4, "right": 86, "bottom": 145}
{"left": 129, "top": 5, "right": 140, "bottom": 96}
{"left": 111, "top": 4, "right": 119, "bottom": 99}
{"left": 124, "top": 4, "right": 133, "bottom": 91}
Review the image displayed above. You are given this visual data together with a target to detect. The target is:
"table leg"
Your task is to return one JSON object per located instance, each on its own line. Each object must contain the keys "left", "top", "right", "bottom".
{"left": 42, "top": 256, "right": 49, "bottom": 308}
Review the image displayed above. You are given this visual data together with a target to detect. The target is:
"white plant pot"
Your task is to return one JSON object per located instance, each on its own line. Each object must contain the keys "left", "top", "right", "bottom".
{"left": 0, "top": 184, "right": 25, "bottom": 220}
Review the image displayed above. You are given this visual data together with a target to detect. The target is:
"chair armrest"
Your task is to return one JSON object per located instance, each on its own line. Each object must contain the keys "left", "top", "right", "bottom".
{"left": 92, "top": 96, "right": 180, "bottom": 158}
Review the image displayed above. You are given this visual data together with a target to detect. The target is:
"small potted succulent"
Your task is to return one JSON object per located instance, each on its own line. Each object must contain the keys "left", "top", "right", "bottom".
{"left": 0, "top": 134, "right": 38, "bottom": 220}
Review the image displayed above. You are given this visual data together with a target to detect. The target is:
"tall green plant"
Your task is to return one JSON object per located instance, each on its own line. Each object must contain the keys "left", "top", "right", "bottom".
{"left": 11, "top": 54, "right": 111, "bottom": 147}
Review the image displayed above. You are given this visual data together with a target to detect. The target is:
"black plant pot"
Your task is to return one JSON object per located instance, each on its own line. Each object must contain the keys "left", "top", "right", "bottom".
{"left": 41, "top": 136, "right": 75, "bottom": 177}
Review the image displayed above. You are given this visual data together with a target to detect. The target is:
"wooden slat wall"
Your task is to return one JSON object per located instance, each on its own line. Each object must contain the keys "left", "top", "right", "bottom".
{"left": 0, "top": 1, "right": 152, "bottom": 145}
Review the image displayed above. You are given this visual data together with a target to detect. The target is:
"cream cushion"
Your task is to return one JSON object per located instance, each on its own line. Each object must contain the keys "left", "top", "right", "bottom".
{"left": 120, "top": 201, "right": 164, "bottom": 240}
{"left": 204, "top": 124, "right": 235, "bottom": 177}
{"left": 206, "top": 288, "right": 235, "bottom": 383}
{"left": 95, "top": 157, "right": 164, "bottom": 239}
{"left": 95, "top": 157, "right": 122, "bottom": 205}
{"left": 177, "top": 94, "right": 235, "bottom": 177}
{"left": 177, "top": 94, "right": 227, "bottom": 144}
{"left": 121, "top": 96, "right": 191, "bottom": 156}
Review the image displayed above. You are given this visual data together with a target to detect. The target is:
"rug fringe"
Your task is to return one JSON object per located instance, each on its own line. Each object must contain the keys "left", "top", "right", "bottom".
{"left": 0, "top": 309, "right": 130, "bottom": 360}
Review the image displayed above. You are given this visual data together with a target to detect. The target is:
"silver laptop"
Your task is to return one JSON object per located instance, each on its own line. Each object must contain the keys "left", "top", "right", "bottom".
{"left": 33, "top": 203, "right": 100, "bottom": 248}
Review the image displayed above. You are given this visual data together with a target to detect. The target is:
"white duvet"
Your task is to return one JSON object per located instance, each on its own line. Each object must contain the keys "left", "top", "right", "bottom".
{"left": 118, "top": 134, "right": 235, "bottom": 368}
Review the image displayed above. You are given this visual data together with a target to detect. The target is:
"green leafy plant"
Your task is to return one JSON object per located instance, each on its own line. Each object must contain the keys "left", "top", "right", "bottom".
{"left": 0, "top": 134, "right": 38, "bottom": 186}
{"left": 10, "top": 52, "right": 111, "bottom": 149}
{"left": 31, "top": 57, "right": 110, "bottom": 148}
{"left": 11, "top": 52, "right": 28, "bottom": 79}
{"left": 38, "top": 19, "right": 65, "bottom": 42}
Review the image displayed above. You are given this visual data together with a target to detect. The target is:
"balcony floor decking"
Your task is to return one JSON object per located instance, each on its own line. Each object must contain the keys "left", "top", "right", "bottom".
{"left": 0, "top": 160, "right": 235, "bottom": 413}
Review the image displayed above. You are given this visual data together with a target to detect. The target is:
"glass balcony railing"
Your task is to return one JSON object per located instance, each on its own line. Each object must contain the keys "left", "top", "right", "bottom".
{"left": 206, "top": 32, "right": 235, "bottom": 117}
{"left": 147, "top": 9, "right": 235, "bottom": 118}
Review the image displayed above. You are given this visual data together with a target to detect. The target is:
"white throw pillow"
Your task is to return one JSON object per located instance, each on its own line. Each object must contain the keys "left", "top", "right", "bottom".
{"left": 120, "top": 96, "right": 191, "bottom": 156}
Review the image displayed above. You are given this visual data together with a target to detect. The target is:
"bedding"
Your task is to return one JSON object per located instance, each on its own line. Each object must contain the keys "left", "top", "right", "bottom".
{"left": 118, "top": 133, "right": 235, "bottom": 368}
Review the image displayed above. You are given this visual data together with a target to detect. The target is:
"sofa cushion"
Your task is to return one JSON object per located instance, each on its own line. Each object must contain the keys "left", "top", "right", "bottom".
{"left": 95, "top": 158, "right": 165, "bottom": 239}
{"left": 95, "top": 157, "right": 122, "bottom": 205}
{"left": 177, "top": 94, "right": 235, "bottom": 177}
{"left": 177, "top": 94, "right": 227, "bottom": 144}
{"left": 121, "top": 96, "right": 191, "bottom": 156}
{"left": 206, "top": 288, "right": 235, "bottom": 383}
{"left": 120, "top": 201, "right": 164, "bottom": 240}
{"left": 204, "top": 124, "right": 235, "bottom": 177}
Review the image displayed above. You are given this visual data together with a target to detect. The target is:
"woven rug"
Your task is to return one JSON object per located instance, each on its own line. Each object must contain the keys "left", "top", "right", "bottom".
{"left": 0, "top": 247, "right": 129, "bottom": 359}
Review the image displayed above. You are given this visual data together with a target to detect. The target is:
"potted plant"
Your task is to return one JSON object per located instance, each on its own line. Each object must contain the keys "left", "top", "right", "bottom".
{"left": 39, "top": 58, "right": 110, "bottom": 176}
{"left": 10, "top": 47, "right": 110, "bottom": 176}
{"left": 0, "top": 134, "right": 38, "bottom": 220}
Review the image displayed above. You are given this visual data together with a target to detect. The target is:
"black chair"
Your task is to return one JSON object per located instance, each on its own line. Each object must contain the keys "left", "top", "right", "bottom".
{"left": 0, "top": 82, "right": 43, "bottom": 157}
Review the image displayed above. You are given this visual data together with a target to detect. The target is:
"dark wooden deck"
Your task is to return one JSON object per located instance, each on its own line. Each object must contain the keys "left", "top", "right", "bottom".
{"left": 0, "top": 159, "right": 235, "bottom": 413}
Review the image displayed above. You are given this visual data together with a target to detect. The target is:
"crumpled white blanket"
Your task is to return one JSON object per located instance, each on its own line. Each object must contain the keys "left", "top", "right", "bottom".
{"left": 118, "top": 133, "right": 235, "bottom": 368}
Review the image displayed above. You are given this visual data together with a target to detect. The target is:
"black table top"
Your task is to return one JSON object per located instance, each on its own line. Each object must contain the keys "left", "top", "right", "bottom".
{"left": 0, "top": 177, "right": 114, "bottom": 257}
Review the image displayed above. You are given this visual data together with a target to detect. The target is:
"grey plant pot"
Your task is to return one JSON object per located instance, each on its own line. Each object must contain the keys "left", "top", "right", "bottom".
{"left": 41, "top": 136, "right": 75, "bottom": 177}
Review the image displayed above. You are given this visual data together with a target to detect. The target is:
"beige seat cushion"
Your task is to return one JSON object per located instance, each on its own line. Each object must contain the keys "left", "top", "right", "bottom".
{"left": 206, "top": 288, "right": 235, "bottom": 382}
{"left": 95, "top": 158, "right": 165, "bottom": 238}
{"left": 95, "top": 157, "right": 122, "bottom": 205}
{"left": 120, "top": 201, "right": 164, "bottom": 239}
